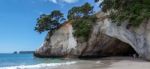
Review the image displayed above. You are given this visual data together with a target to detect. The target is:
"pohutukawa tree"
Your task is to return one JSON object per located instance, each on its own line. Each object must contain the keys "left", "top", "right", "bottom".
{"left": 35, "top": 2, "right": 97, "bottom": 41}
{"left": 67, "top": 2, "right": 97, "bottom": 40}
{"left": 67, "top": 2, "right": 94, "bottom": 20}
{"left": 35, "top": 10, "right": 65, "bottom": 33}
{"left": 95, "top": 0, "right": 150, "bottom": 27}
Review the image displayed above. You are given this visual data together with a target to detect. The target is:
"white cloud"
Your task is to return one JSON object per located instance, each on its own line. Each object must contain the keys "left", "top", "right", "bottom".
{"left": 98, "top": 0, "right": 103, "bottom": 4}
{"left": 49, "top": 0, "right": 78, "bottom": 4}
{"left": 62, "top": 0, "right": 78, "bottom": 3}
{"left": 50, "top": 0, "right": 57, "bottom": 3}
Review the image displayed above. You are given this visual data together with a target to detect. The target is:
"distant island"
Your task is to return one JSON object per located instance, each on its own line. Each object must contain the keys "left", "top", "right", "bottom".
{"left": 13, "top": 51, "right": 34, "bottom": 54}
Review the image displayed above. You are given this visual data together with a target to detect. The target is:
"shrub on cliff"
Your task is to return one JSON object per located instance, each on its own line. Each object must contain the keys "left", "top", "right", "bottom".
{"left": 95, "top": 0, "right": 150, "bottom": 27}
{"left": 35, "top": 10, "right": 65, "bottom": 33}
{"left": 35, "top": 2, "right": 97, "bottom": 41}
{"left": 68, "top": 3, "right": 97, "bottom": 40}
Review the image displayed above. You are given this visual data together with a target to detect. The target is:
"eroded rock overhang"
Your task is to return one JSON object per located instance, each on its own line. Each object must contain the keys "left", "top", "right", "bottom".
{"left": 97, "top": 12, "right": 150, "bottom": 60}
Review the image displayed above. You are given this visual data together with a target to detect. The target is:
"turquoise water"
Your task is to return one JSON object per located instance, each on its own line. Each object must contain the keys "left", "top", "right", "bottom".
{"left": 0, "top": 53, "right": 64, "bottom": 67}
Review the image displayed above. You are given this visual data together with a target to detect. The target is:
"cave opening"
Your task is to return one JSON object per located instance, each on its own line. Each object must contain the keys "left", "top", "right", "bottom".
{"left": 78, "top": 38, "right": 138, "bottom": 59}
{"left": 108, "top": 39, "right": 138, "bottom": 57}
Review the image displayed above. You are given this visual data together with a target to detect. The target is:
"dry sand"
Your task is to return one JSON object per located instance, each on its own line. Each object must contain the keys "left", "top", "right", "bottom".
{"left": 51, "top": 57, "right": 150, "bottom": 69}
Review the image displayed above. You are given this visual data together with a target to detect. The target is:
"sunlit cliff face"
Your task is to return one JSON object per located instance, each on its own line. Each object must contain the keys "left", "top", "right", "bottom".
{"left": 34, "top": 21, "right": 137, "bottom": 58}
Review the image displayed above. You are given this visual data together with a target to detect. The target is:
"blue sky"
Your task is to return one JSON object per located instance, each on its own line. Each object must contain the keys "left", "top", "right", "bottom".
{"left": 0, "top": 0, "right": 99, "bottom": 53}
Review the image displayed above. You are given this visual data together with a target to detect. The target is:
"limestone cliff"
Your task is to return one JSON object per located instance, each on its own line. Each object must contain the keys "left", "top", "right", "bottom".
{"left": 97, "top": 12, "right": 150, "bottom": 60}
{"left": 34, "top": 12, "right": 150, "bottom": 60}
{"left": 34, "top": 12, "right": 138, "bottom": 58}
{"left": 34, "top": 23, "right": 77, "bottom": 58}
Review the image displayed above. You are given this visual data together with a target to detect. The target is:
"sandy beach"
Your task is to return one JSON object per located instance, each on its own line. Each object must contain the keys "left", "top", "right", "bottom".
{"left": 50, "top": 57, "right": 150, "bottom": 69}
{"left": 1, "top": 57, "right": 150, "bottom": 69}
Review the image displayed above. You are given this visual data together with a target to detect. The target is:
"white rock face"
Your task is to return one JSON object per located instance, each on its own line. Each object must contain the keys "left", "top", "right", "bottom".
{"left": 50, "top": 23, "right": 77, "bottom": 54}
{"left": 97, "top": 12, "right": 150, "bottom": 60}
{"left": 34, "top": 23, "right": 77, "bottom": 57}
{"left": 35, "top": 12, "right": 150, "bottom": 60}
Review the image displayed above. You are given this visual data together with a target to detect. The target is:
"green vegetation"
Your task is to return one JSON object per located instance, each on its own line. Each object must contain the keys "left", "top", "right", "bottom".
{"left": 95, "top": 0, "right": 150, "bottom": 27}
{"left": 35, "top": 10, "right": 65, "bottom": 33}
{"left": 35, "top": 2, "right": 97, "bottom": 40}
{"left": 68, "top": 3, "right": 97, "bottom": 40}
{"left": 35, "top": 0, "right": 150, "bottom": 39}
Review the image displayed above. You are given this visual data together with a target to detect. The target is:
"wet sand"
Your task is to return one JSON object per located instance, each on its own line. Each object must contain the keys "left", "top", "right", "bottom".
{"left": 50, "top": 57, "right": 150, "bottom": 69}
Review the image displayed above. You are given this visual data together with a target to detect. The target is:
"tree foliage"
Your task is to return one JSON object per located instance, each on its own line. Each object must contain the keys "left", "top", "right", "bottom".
{"left": 68, "top": 2, "right": 94, "bottom": 20}
{"left": 35, "top": 2, "right": 97, "bottom": 41}
{"left": 35, "top": 10, "right": 65, "bottom": 33}
{"left": 96, "top": 0, "right": 150, "bottom": 27}
{"left": 68, "top": 2, "right": 97, "bottom": 40}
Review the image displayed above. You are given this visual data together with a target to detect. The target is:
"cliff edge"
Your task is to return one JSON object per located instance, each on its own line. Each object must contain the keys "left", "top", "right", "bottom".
{"left": 34, "top": 12, "right": 142, "bottom": 59}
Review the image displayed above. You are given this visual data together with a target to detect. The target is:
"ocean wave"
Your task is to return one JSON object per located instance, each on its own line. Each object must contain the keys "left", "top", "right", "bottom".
{"left": 0, "top": 61, "right": 77, "bottom": 69}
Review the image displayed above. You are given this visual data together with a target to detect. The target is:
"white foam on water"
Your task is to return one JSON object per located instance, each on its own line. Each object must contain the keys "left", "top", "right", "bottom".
{"left": 0, "top": 61, "right": 77, "bottom": 69}
{"left": 96, "top": 61, "right": 101, "bottom": 64}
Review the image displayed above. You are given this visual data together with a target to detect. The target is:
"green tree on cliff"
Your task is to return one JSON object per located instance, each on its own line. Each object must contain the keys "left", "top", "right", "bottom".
{"left": 95, "top": 0, "right": 150, "bottom": 27}
{"left": 35, "top": 10, "right": 65, "bottom": 33}
{"left": 68, "top": 2, "right": 97, "bottom": 40}
{"left": 35, "top": 2, "right": 97, "bottom": 40}
{"left": 67, "top": 2, "right": 94, "bottom": 20}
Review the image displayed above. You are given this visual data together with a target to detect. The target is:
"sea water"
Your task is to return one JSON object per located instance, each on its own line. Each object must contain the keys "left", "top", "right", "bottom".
{"left": 0, "top": 53, "right": 76, "bottom": 69}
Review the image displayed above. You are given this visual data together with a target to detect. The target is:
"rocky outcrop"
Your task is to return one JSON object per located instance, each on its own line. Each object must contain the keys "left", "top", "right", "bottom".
{"left": 75, "top": 26, "right": 136, "bottom": 58}
{"left": 34, "top": 23, "right": 77, "bottom": 58}
{"left": 97, "top": 12, "right": 150, "bottom": 60}
{"left": 34, "top": 12, "right": 150, "bottom": 60}
{"left": 34, "top": 14, "right": 137, "bottom": 58}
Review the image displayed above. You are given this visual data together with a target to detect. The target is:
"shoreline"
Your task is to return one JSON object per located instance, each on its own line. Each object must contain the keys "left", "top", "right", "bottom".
{"left": 50, "top": 57, "right": 150, "bottom": 69}
{"left": 1, "top": 56, "right": 150, "bottom": 69}
{"left": 59, "top": 57, "right": 150, "bottom": 69}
